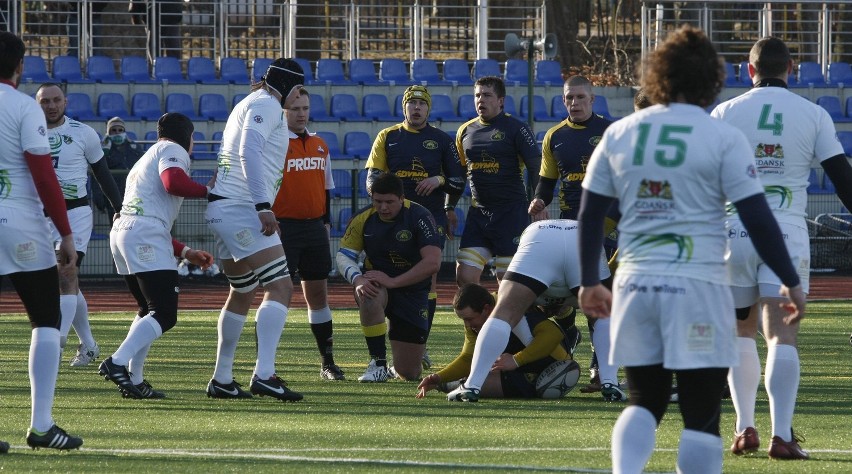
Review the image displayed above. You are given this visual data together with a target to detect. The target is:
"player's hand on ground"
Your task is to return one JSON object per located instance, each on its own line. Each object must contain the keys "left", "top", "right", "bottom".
{"left": 492, "top": 353, "right": 519, "bottom": 371}
{"left": 57, "top": 235, "right": 77, "bottom": 277}
{"left": 187, "top": 249, "right": 215, "bottom": 270}
{"left": 257, "top": 210, "right": 279, "bottom": 236}
{"left": 579, "top": 284, "right": 612, "bottom": 319}
{"left": 779, "top": 284, "right": 806, "bottom": 325}
{"left": 415, "top": 176, "right": 441, "bottom": 196}
{"left": 416, "top": 373, "right": 441, "bottom": 398}
{"left": 354, "top": 275, "right": 381, "bottom": 299}
{"left": 445, "top": 208, "right": 457, "bottom": 241}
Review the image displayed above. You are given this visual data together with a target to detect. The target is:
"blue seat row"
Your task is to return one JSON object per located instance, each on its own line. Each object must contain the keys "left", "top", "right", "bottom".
{"left": 815, "top": 96, "right": 852, "bottom": 123}
{"left": 727, "top": 60, "right": 852, "bottom": 88}
{"left": 65, "top": 92, "right": 241, "bottom": 122}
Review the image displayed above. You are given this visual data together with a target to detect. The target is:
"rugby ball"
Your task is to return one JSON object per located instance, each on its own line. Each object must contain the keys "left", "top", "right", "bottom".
{"left": 535, "top": 359, "right": 581, "bottom": 399}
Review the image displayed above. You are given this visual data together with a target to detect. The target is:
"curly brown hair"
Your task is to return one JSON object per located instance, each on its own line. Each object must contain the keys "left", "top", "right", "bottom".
{"left": 641, "top": 25, "right": 723, "bottom": 108}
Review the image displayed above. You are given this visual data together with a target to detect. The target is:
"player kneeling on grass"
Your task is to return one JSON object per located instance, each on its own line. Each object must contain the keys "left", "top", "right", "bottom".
{"left": 336, "top": 172, "right": 442, "bottom": 382}
{"left": 417, "top": 283, "right": 580, "bottom": 400}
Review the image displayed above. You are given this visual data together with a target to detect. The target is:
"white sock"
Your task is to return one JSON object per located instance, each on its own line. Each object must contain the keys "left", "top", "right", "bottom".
{"left": 676, "top": 429, "right": 723, "bottom": 474}
{"left": 511, "top": 316, "right": 532, "bottom": 345}
{"left": 765, "top": 343, "right": 800, "bottom": 441}
{"left": 612, "top": 405, "right": 657, "bottom": 474}
{"left": 254, "top": 300, "right": 288, "bottom": 379}
{"left": 307, "top": 306, "right": 332, "bottom": 324}
{"left": 128, "top": 317, "right": 151, "bottom": 385}
{"left": 466, "top": 318, "right": 511, "bottom": 390}
{"left": 111, "top": 315, "right": 162, "bottom": 367}
{"left": 728, "top": 337, "right": 760, "bottom": 433}
{"left": 592, "top": 318, "right": 617, "bottom": 385}
{"left": 212, "top": 310, "right": 247, "bottom": 383}
{"left": 72, "top": 290, "right": 97, "bottom": 348}
{"left": 58, "top": 294, "right": 77, "bottom": 349}
{"left": 30, "top": 327, "right": 60, "bottom": 432}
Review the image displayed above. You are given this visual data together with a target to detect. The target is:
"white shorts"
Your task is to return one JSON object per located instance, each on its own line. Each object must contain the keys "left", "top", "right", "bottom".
{"left": 0, "top": 206, "right": 58, "bottom": 275}
{"left": 48, "top": 205, "right": 93, "bottom": 254}
{"left": 110, "top": 215, "right": 176, "bottom": 275}
{"left": 206, "top": 199, "right": 284, "bottom": 261}
{"left": 609, "top": 273, "right": 738, "bottom": 370}
{"left": 725, "top": 219, "right": 810, "bottom": 307}
{"left": 507, "top": 220, "right": 611, "bottom": 307}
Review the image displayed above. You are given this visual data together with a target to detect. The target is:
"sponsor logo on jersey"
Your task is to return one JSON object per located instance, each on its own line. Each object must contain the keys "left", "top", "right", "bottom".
{"left": 38, "top": 126, "right": 46, "bottom": 136}
{"left": 490, "top": 130, "right": 505, "bottom": 141}
{"left": 754, "top": 143, "right": 784, "bottom": 174}
{"left": 286, "top": 156, "right": 326, "bottom": 172}
{"left": 388, "top": 250, "right": 410, "bottom": 268}
{"left": 469, "top": 154, "right": 499, "bottom": 174}
{"left": 253, "top": 115, "right": 263, "bottom": 123}
{"left": 589, "top": 136, "right": 601, "bottom": 146}
{"left": 396, "top": 230, "right": 412, "bottom": 241}
{"left": 422, "top": 139, "right": 438, "bottom": 150}
{"left": 634, "top": 179, "right": 675, "bottom": 218}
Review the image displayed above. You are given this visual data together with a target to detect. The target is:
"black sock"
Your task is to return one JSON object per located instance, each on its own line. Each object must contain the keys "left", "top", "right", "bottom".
{"left": 311, "top": 321, "right": 335, "bottom": 366}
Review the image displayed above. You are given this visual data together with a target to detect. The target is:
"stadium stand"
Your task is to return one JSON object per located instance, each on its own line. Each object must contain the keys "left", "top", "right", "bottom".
{"left": 551, "top": 95, "right": 568, "bottom": 120}
{"left": 316, "top": 58, "right": 350, "bottom": 85}
{"left": 188, "top": 57, "right": 227, "bottom": 84}
{"left": 220, "top": 57, "right": 250, "bottom": 85}
{"left": 503, "top": 95, "right": 518, "bottom": 116}
{"left": 458, "top": 94, "right": 477, "bottom": 120}
{"left": 738, "top": 60, "right": 751, "bottom": 84}
{"left": 251, "top": 57, "right": 273, "bottom": 83}
{"left": 362, "top": 94, "right": 396, "bottom": 121}
{"left": 165, "top": 93, "right": 204, "bottom": 120}
{"left": 827, "top": 62, "right": 852, "bottom": 86}
{"left": 66, "top": 93, "right": 99, "bottom": 121}
{"left": 211, "top": 131, "right": 223, "bottom": 157}
{"left": 443, "top": 59, "right": 474, "bottom": 85}
{"left": 349, "top": 59, "right": 382, "bottom": 85}
{"left": 120, "top": 56, "right": 156, "bottom": 83}
{"left": 535, "top": 59, "right": 563, "bottom": 86}
{"left": 131, "top": 92, "right": 163, "bottom": 121}
{"left": 343, "top": 131, "right": 373, "bottom": 159}
{"left": 292, "top": 58, "right": 315, "bottom": 85}
{"left": 154, "top": 56, "right": 192, "bottom": 83}
{"left": 358, "top": 169, "right": 370, "bottom": 197}
{"left": 86, "top": 55, "right": 120, "bottom": 83}
{"left": 143, "top": 130, "right": 157, "bottom": 150}
{"left": 22, "top": 55, "right": 51, "bottom": 83}
{"left": 191, "top": 131, "right": 215, "bottom": 160}
{"left": 308, "top": 93, "right": 335, "bottom": 122}
{"left": 198, "top": 93, "right": 229, "bottom": 121}
{"left": 593, "top": 95, "right": 614, "bottom": 119}
{"left": 393, "top": 95, "right": 405, "bottom": 118}
{"left": 330, "top": 93, "right": 370, "bottom": 121}
{"left": 430, "top": 94, "right": 462, "bottom": 122}
{"left": 838, "top": 131, "right": 852, "bottom": 156}
{"left": 816, "top": 96, "right": 851, "bottom": 122}
{"left": 472, "top": 58, "right": 501, "bottom": 79}
{"left": 331, "top": 207, "right": 354, "bottom": 237}
{"left": 504, "top": 59, "right": 529, "bottom": 86}
{"left": 520, "top": 94, "right": 554, "bottom": 122}
{"left": 190, "top": 169, "right": 214, "bottom": 186}
{"left": 316, "top": 131, "right": 344, "bottom": 158}
{"left": 331, "top": 169, "right": 353, "bottom": 199}
{"left": 231, "top": 93, "right": 247, "bottom": 109}
{"left": 379, "top": 58, "right": 414, "bottom": 85}
{"left": 724, "top": 61, "right": 738, "bottom": 86}
{"left": 98, "top": 92, "right": 134, "bottom": 121}
{"left": 797, "top": 61, "right": 826, "bottom": 86}
{"left": 52, "top": 56, "right": 90, "bottom": 83}
{"left": 411, "top": 58, "right": 447, "bottom": 86}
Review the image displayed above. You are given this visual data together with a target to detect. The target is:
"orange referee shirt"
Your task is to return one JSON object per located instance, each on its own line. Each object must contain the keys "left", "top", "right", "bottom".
{"left": 272, "top": 131, "right": 333, "bottom": 220}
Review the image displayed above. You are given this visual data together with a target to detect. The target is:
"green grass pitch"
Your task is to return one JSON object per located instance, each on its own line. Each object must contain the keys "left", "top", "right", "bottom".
{"left": 0, "top": 301, "right": 850, "bottom": 472}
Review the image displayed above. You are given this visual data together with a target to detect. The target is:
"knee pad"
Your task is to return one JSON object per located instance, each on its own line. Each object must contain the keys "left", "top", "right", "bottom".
{"left": 457, "top": 247, "right": 489, "bottom": 270}
{"left": 256, "top": 255, "right": 290, "bottom": 287}
{"left": 227, "top": 271, "right": 259, "bottom": 294}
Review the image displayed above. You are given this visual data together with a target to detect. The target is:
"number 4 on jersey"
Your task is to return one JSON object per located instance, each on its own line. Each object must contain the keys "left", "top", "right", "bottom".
{"left": 757, "top": 104, "right": 783, "bottom": 136}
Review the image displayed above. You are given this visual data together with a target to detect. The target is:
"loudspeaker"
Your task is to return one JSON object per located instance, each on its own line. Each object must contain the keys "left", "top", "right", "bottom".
{"left": 504, "top": 33, "right": 525, "bottom": 57}
{"left": 504, "top": 33, "right": 558, "bottom": 59}
{"left": 536, "top": 33, "right": 558, "bottom": 59}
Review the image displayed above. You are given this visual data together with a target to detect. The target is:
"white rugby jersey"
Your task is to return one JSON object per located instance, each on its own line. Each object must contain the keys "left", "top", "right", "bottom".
{"left": 0, "top": 82, "right": 50, "bottom": 211}
{"left": 711, "top": 86, "right": 844, "bottom": 223}
{"left": 211, "top": 89, "right": 287, "bottom": 203}
{"left": 584, "top": 103, "right": 764, "bottom": 282}
{"left": 47, "top": 116, "right": 104, "bottom": 199}
{"left": 120, "top": 140, "right": 189, "bottom": 227}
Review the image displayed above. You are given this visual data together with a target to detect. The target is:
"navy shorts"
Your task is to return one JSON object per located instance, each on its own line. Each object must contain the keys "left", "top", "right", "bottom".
{"left": 278, "top": 218, "right": 332, "bottom": 281}
{"left": 386, "top": 286, "right": 430, "bottom": 344}
{"left": 459, "top": 201, "right": 528, "bottom": 256}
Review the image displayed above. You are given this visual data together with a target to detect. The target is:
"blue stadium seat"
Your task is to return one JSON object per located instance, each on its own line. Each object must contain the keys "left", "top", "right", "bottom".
{"left": 807, "top": 169, "right": 829, "bottom": 194}
{"left": 429, "top": 94, "right": 461, "bottom": 122}
{"left": 504, "top": 59, "right": 529, "bottom": 86}
{"left": 165, "top": 93, "right": 203, "bottom": 120}
{"left": 798, "top": 61, "right": 825, "bottom": 86}
{"left": 154, "top": 56, "right": 192, "bottom": 83}
{"left": 22, "top": 55, "right": 51, "bottom": 83}
{"left": 453, "top": 207, "right": 465, "bottom": 236}
{"left": 535, "top": 130, "right": 546, "bottom": 150}
{"left": 379, "top": 58, "right": 413, "bottom": 85}
{"left": 362, "top": 94, "right": 395, "bottom": 121}
{"left": 330, "top": 93, "right": 370, "bottom": 122}
{"left": 52, "top": 56, "right": 90, "bottom": 83}
{"left": 738, "top": 61, "right": 752, "bottom": 85}
{"left": 331, "top": 169, "right": 353, "bottom": 199}
{"left": 252, "top": 57, "right": 273, "bottom": 83}
{"left": 724, "top": 61, "right": 738, "bottom": 87}
{"left": 535, "top": 60, "right": 562, "bottom": 86}
{"left": 593, "top": 95, "right": 614, "bottom": 119}
{"left": 187, "top": 57, "right": 226, "bottom": 84}
{"left": 472, "top": 58, "right": 500, "bottom": 79}
{"left": 131, "top": 92, "right": 162, "bottom": 121}
{"left": 344, "top": 131, "right": 373, "bottom": 159}
{"left": 191, "top": 131, "right": 215, "bottom": 160}
{"left": 232, "top": 93, "right": 248, "bottom": 109}
{"left": 308, "top": 93, "right": 335, "bottom": 122}
{"left": 97, "top": 93, "right": 134, "bottom": 121}
{"left": 120, "top": 56, "right": 156, "bottom": 83}
{"left": 838, "top": 131, "right": 852, "bottom": 156}
{"left": 220, "top": 57, "right": 250, "bottom": 84}
{"left": 520, "top": 94, "right": 554, "bottom": 121}
{"left": 411, "top": 58, "right": 447, "bottom": 85}
{"left": 827, "top": 62, "right": 852, "bottom": 86}
{"left": 143, "top": 131, "right": 158, "bottom": 150}
{"left": 443, "top": 59, "right": 473, "bottom": 85}
{"left": 393, "top": 94, "right": 405, "bottom": 118}
{"left": 358, "top": 169, "right": 370, "bottom": 197}
{"left": 824, "top": 174, "right": 836, "bottom": 194}
{"left": 816, "top": 96, "right": 850, "bottom": 122}
{"left": 211, "top": 130, "right": 223, "bottom": 157}
{"left": 65, "top": 93, "right": 99, "bottom": 121}
{"left": 198, "top": 93, "right": 229, "bottom": 121}
{"left": 292, "top": 58, "right": 315, "bottom": 85}
{"left": 316, "top": 131, "right": 345, "bottom": 159}
{"left": 87, "top": 55, "right": 119, "bottom": 83}
{"left": 349, "top": 59, "right": 382, "bottom": 85}
{"left": 458, "top": 94, "right": 477, "bottom": 119}
{"left": 316, "top": 58, "right": 349, "bottom": 85}
{"left": 332, "top": 207, "right": 354, "bottom": 237}
{"left": 551, "top": 95, "right": 568, "bottom": 120}
{"left": 190, "top": 169, "right": 214, "bottom": 186}
{"left": 503, "top": 95, "right": 517, "bottom": 116}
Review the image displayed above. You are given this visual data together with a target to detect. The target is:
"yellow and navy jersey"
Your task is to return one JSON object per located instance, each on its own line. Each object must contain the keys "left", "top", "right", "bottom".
{"left": 366, "top": 123, "right": 465, "bottom": 214}
{"left": 456, "top": 113, "right": 540, "bottom": 208}
{"left": 541, "top": 114, "right": 612, "bottom": 219}
{"left": 339, "top": 199, "right": 441, "bottom": 291}
{"left": 435, "top": 309, "right": 569, "bottom": 383}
